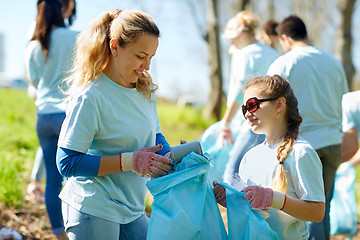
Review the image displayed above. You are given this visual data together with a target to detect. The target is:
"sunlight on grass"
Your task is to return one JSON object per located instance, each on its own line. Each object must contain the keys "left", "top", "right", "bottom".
{"left": 0, "top": 89, "right": 38, "bottom": 207}
{"left": 157, "top": 101, "right": 217, "bottom": 146}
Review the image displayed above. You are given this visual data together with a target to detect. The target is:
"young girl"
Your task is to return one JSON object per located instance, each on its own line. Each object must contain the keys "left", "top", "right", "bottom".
{"left": 56, "top": 9, "right": 173, "bottom": 240}
{"left": 214, "top": 75, "right": 325, "bottom": 239}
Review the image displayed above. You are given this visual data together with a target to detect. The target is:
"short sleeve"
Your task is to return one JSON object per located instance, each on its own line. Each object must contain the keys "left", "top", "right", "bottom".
{"left": 24, "top": 41, "right": 44, "bottom": 88}
{"left": 232, "top": 53, "right": 253, "bottom": 105}
{"left": 290, "top": 149, "right": 325, "bottom": 202}
{"left": 58, "top": 94, "right": 98, "bottom": 153}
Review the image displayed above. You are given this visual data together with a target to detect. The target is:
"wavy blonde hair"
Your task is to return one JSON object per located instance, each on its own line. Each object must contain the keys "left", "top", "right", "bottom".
{"left": 244, "top": 75, "right": 302, "bottom": 193}
{"left": 64, "top": 9, "right": 159, "bottom": 99}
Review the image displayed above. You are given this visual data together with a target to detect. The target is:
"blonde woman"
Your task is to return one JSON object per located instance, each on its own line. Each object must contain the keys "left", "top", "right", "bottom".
{"left": 220, "top": 11, "right": 279, "bottom": 183}
{"left": 56, "top": 9, "right": 172, "bottom": 239}
{"left": 214, "top": 75, "right": 325, "bottom": 239}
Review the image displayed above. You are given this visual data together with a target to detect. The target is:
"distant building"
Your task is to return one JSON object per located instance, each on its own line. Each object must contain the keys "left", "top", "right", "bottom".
{"left": 0, "top": 33, "right": 4, "bottom": 72}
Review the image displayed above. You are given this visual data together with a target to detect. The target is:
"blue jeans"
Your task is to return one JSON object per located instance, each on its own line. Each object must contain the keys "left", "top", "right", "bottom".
{"left": 223, "top": 123, "right": 265, "bottom": 184}
{"left": 62, "top": 202, "right": 149, "bottom": 240}
{"left": 308, "top": 144, "right": 342, "bottom": 240}
{"left": 36, "top": 112, "right": 66, "bottom": 235}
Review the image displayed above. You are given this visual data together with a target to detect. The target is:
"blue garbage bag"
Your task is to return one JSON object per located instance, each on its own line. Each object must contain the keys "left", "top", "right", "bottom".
{"left": 199, "top": 114, "right": 243, "bottom": 183}
{"left": 330, "top": 162, "right": 358, "bottom": 237}
{"left": 219, "top": 183, "right": 279, "bottom": 240}
{"left": 202, "top": 138, "right": 232, "bottom": 184}
{"left": 146, "top": 152, "right": 228, "bottom": 240}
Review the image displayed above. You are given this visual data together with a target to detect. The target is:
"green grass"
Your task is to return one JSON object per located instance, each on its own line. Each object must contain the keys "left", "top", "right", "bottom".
{"left": 157, "top": 101, "right": 218, "bottom": 145}
{"left": 0, "top": 88, "right": 38, "bottom": 207}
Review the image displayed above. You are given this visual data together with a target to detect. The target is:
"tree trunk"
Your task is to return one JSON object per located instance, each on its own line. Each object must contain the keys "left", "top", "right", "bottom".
{"left": 268, "top": 0, "right": 275, "bottom": 19}
{"left": 204, "top": 0, "right": 223, "bottom": 120}
{"left": 236, "top": 0, "right": 250, "bottom": 11}
{"left": 336, "top": 0, "right": 356, "bottom": 90}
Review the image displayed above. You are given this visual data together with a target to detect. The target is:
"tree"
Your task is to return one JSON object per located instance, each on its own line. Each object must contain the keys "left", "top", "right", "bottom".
{"left": 204, "top": 0, "right": 224, "bottom": 120}
{"left": 186, "top": 0, "right": 252, "bottom": 120}
{"left": 335, "top": 0, "right": 356, "bottom": 89}
{"left": 235, "top": 0, "right": 250, "bottom": 11}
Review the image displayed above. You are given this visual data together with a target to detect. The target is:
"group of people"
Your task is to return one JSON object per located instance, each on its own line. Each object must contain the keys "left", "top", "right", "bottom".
{"left": 212, "top": 10, "right": 348, "bottom": 240}
{"left": 24, "top": 1, "right": 353, "bottom": 239}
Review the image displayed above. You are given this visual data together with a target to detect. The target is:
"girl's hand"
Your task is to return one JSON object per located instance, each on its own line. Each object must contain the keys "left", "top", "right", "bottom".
{"left": 243, "top": 185, "right": 273, "bottom": 210}
{"left": 244, "top": 185, "right": 286, "bottom": 210}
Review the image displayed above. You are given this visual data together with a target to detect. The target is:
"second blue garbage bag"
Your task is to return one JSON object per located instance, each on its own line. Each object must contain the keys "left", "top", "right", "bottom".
{"left": 219, "top": 183, "right": 279, "bottom": 240}
{"left": 146, "top": 152, "right": 227, "bottom": 240}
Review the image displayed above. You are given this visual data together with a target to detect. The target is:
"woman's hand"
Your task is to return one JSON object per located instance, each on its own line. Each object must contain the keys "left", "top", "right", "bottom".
{"left": 132, "top": 144, "right": 173, "bottom": 177}
{"left": 219, "top": 124, "right": 234, "bottom": 147}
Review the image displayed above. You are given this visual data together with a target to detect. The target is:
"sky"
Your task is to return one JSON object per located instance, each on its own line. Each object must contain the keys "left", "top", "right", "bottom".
{"left": 1, "top": 0, "right": 360, "bottom": 104}
{"left": 0, "top": 0, "right": 213, "bottom": 104}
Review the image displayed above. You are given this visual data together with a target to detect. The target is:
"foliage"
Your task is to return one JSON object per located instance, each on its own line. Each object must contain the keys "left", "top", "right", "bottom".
{"left": 157, "top": 101, "right": 217, "bottom": 146}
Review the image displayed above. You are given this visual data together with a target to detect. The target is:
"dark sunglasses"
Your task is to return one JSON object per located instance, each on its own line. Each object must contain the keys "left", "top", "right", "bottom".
{"left": 242, "top": 97, "right": 277, "bottom": 118}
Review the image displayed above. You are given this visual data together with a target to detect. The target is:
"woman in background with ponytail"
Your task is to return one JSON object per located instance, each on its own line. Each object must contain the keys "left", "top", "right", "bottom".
{"left": 24, "top": 0, "right": 78, "bottom": 239}
{"left": 26, "top": 0, "right": 77, "bottom": 205}
{"left": 213, "top": 75, "right": 325, "bottom": 239}
{"left": 56, "top": 9, "right": 173, "bottom": 240}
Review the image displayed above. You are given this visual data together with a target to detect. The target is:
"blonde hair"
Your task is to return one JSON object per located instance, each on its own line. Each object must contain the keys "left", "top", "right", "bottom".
{"left": 244, "top": 75, "right": 302, "bottom": 193}
{"left": 224, "top": 11, "right": 259, "bottom": 36}
{"left": 64, "top": 9, "right": 159, "bottom": 99}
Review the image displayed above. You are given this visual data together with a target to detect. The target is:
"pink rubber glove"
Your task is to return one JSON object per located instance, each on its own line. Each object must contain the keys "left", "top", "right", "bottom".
{"left": 243, "top": 185, "right": 273, "bottom": 210}
{"left": 213, "top": 180, "right": 227, "bottom": 207}
{"left": 132, "top": 145, "right": 172, "bottom": 177}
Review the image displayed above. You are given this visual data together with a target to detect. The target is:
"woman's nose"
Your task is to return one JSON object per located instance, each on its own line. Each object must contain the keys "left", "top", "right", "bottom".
{"left": 142, "top": 59, "right": 150, "bottom": 71}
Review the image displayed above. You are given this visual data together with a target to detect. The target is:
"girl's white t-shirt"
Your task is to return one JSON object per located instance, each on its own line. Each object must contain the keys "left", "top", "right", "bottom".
{"left": 239, "top": 138, "right": 325, "bottom": 240}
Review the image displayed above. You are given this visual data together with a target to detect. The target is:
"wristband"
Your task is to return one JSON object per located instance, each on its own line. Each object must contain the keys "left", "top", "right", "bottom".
{"left": 119, "top": 154, "right": 123, "bottom": 171}
{"left": 272, "top": 191, "right": 286, "bottom": 210}
{"left": 280, "top": 194, "right": 287, "bottom": 210}
{"left": 119, "top": 152, "right": 133, "bottom": 171}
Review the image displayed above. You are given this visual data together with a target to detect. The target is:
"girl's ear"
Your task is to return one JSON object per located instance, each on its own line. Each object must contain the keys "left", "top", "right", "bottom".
{"left": 276, "top": 97, "right": 286, "bottom": 113}
{"left": 109, "top": 39, "right": 119, "bottom": 56}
